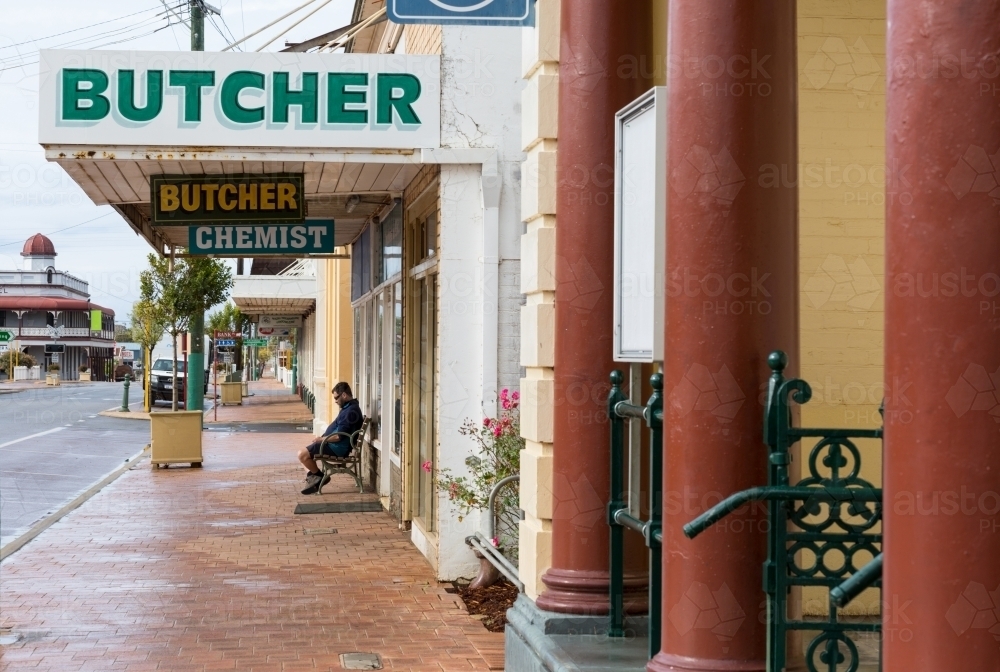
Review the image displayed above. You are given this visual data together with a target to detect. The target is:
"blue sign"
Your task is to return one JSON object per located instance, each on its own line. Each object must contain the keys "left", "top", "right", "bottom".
{"left": 387, "top": 0, "right": 533, "bottom": 26}
{"left": 216, "top": 339, "right": 236, "bottom": 347}
{"left": 187, "top": 221, "right": 335, "bottom": 256}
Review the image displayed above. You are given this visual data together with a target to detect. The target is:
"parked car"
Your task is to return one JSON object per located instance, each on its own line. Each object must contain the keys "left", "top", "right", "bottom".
{"left": 145, "top": 358, "right": 208, "bottom": 406}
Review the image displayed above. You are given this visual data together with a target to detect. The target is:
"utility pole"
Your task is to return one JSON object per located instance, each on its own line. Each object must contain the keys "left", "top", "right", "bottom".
{"left": 190, "top": 0, "right": 204, "bottom": 51}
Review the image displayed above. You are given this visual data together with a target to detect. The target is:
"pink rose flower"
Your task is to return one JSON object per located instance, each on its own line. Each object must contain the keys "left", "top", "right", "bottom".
{"left": 421, "top": 461, "right": 432, "bottom": 473}
{"left": 492, "top": 425, "right": 502, "bottom": 438}
{"left": 490, "top": 536, "right": 499, "bottom": 547}
{"left": 511, "top": 391, "right": 520, "bottom": 401}
{"left": 483, "top": 417, "right": 492, "bottom": 427}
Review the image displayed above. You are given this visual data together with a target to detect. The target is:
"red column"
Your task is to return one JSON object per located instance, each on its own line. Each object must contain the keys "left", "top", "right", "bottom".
{"left": 649, "top": 1, "right": 798, "bottom": 670}
{"left": 535, "top": 0, "right": 653, "bottom": 614}
{"left": 884, "top": 2, "right": 1000, "bottom": 669}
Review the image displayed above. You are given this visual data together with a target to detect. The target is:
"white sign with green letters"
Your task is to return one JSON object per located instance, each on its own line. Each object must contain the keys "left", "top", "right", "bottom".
{"left": 38, "top": 50, "right": 440, "bottom": 149}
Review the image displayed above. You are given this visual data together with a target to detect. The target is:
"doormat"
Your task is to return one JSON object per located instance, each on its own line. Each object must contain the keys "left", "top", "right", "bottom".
{"left": 294, "top": 502, "right": 383, "bottom": 514}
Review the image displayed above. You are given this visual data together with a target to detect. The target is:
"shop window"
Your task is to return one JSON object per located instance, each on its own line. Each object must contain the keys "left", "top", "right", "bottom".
{"left": 417, "top": 211, "right": 437, "bottom": 261}
{"left": 415, "top": 275, "right": 437, "bottom": 530}
{"left": 351, "top": 225, "right": 371, "bottom": 302}
{"left": 382, "top": 201, "right": 403, "bottom": 280}
{"left": 372, "top": 293, "right": 383, "bottom": 441}
{"left": 392, "top": 282, "right": 403, "bottom": 456}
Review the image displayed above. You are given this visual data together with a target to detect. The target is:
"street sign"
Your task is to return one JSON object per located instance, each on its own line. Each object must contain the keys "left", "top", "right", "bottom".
{"left": 0, "top": 330, "right": 11, "bottom": 342}
{"left": 51, "top": 353, "right": 60, "bottom": 363}
{"left": 387, "top": 0, "right": 533, "bottom": 25}
{"left": 244, "top": 339, "right": 268, "bottom": 347}
{"left": 0, "top": 344, "right": 8, "bottom": 353}
{"left": 45, "top": 344, "right": 66, "bottom": 353}
{"left": 216, "top": 339, "right": 236, "bottom": 347}
{"left": 260, "top": 315, "right": 303, "bottom": 328}
{"left": 188, "top": 221, "right": 335, "bottom": 255}
{"left": 153, "top": 174, "right": 305, "bottom": 226}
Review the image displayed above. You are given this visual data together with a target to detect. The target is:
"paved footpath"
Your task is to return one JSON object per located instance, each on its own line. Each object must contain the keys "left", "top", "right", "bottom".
{"left": 0, "top": 431, "right": 504, "bottom": 671}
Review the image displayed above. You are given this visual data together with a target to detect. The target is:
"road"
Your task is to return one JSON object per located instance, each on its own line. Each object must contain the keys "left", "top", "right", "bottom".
{"left": 0, "top": 381, "right": 149, "bottom": 547}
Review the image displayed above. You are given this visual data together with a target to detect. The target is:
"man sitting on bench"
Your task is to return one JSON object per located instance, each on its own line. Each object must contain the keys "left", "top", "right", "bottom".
{"left": 298, "top": 382, "right": 364, "bottom": 495}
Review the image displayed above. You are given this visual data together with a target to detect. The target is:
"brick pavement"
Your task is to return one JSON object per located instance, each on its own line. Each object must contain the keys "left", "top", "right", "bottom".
{"left": 0, "top": 431, "right": 504, "bottom": 671}
{"left": 206, "top": 378, "right": 314, "bottom": 425}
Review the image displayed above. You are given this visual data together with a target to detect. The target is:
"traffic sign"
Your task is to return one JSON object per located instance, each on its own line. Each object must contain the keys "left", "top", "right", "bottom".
{"left": 387, "top": 0, "right": 533, "bottom": 25}
{"left": 244, "top": 339, "right": 267, "bottom": 347}
{"left": 216, "top": 339, "right": 236, "bottom": 347}
{"left": 0, "top": 330, "right": 11, "bottom": 342}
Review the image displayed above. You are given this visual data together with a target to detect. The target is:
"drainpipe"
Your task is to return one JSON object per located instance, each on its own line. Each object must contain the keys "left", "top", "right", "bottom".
{"left": 481, "top": 152, "right": 501, "bottom": 413}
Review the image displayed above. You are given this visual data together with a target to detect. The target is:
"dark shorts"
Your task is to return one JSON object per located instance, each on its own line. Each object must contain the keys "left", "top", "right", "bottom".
{"left": 308, "top": 440, "right": 351, "bottom": 458}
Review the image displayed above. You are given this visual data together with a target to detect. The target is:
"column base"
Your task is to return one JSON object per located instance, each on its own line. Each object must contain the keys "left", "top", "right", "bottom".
{"left": 536, "top": 568, "right": 648, "bottom": 614}
{"left": 505, "top": 594, "right": 650, "bottom": 672}
{"left": 646, "top": 652, "right": 766, "bottom": 672}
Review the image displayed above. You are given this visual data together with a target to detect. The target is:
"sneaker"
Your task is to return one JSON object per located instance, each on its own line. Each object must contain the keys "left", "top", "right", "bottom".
{"left": 305, "top": 471, "right": 323, "bottom": 484}
{"left": 301, "top": 473, "right": 330, "bottom": 495}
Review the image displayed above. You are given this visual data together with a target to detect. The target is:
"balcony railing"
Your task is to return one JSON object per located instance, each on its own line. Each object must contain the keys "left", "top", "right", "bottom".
{"left": 0, "top": 327, "right": 114, "bottom": 340}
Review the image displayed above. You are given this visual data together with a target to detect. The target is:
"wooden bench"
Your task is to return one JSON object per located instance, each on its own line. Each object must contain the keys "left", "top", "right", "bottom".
{"left": 315, "top": 417, "right": 370, "bottom": 494}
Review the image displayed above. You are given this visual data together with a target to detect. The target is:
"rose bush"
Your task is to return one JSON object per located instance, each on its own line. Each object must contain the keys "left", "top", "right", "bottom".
{"left": 436, "top": 388, "right": 523, "bottom": 528}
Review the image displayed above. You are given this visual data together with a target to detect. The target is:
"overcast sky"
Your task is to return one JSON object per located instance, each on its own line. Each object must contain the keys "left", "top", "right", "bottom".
{"left": 0, "top": 0, "right": 353, "bottom": 320}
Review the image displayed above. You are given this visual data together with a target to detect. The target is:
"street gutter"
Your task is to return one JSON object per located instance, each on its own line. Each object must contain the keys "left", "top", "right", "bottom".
{"left": 0, "top": 445, "right": 150, "bottom": 562}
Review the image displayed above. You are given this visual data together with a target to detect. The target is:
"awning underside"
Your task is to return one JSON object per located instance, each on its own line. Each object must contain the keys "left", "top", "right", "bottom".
{"left": 52, "top": 156, "right": 420, "bottom": 253}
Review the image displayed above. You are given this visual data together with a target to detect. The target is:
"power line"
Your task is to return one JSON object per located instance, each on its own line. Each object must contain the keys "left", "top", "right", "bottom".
{"left": 0, "top": 16, "right": 174, "bottom": 72}
{"left": 0, "top": 212, "right": 119, "bottom": 249}
{"left": 0, "top": 3, "right": 173, "bottom": 51}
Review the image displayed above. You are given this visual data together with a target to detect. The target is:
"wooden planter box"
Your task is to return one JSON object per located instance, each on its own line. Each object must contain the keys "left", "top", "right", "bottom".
{"left": 150, "top": 411, "right": 203, "bottom": 468}
{"left": 220, "top": 382, "right": 243, "bottom": 406}
{"left": 46, "top": 373, "right": 61, "bottom": 386}
{"left": 79, "top": 372, "right": 92, "bottom": 381}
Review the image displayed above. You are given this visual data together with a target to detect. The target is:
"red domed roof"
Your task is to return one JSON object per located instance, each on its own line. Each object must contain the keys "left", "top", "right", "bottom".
{"left": 21, "top": 233, "right": 56, "bottom": 257}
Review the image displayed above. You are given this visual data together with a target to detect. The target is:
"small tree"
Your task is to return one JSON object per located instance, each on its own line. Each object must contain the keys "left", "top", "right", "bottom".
{"left": 130, "top": 298, "right": 168, "bottom": 412}
{"left": 141, "top": 254, "right": 232, "bottom": 411}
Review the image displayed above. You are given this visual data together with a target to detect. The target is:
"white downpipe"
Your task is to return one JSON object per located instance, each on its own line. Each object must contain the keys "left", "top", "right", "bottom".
{"left": 480, "top": 153, "right": 501, "bottom": 413}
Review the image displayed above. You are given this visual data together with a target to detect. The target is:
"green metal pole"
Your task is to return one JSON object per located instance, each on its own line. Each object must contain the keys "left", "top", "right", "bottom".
{"left": 187, "top": 311, "right": 205, "bottom": 411}
{"left": 646, "top": 373, "right": 663, "bottom": 660}
{"left": 606, "top": 370, "right": 626, "bottom": 638}
{"left": 119, "top": 374, "right": 131, "bottom": 412}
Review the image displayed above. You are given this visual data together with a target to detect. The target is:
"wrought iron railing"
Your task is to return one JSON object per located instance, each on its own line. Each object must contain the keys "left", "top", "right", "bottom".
{"left": 683, "top": 351, "right": 883, "bottom": 672}
{"left": 607, "top": 370, "right": 663, "bottom": 658}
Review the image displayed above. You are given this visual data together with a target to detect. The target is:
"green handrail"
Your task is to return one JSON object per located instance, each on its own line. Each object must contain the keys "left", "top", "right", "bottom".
{"left": 607, "top": 370, "right": 662, "bottom": 658}
{"left": 830, "top": 553, "right": 883, "bottom": 609}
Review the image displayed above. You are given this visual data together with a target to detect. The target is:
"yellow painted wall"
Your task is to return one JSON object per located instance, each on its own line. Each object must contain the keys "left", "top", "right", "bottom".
{"left": 798, "top": 0, "right": 886, "bottom": 616}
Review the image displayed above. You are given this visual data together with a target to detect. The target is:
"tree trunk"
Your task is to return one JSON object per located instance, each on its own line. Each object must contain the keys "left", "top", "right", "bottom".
{"left": 171, "top": 330, "right": 179, "bottom": 412}
{"left": 143, "top": 346, "right": 151, "bottom": 413}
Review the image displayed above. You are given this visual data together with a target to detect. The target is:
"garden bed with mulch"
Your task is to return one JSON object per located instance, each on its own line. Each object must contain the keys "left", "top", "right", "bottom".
{"left": 450, "top": 579, "right": 519, "bottom": 632}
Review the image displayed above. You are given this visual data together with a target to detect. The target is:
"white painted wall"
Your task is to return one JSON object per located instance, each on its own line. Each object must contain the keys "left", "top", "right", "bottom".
{"left": 423, "top": 24, "right": 524, "bottom": 581}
